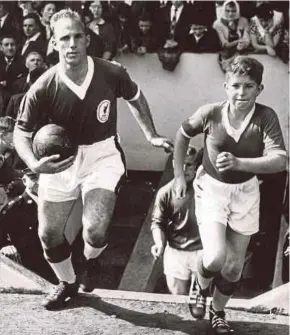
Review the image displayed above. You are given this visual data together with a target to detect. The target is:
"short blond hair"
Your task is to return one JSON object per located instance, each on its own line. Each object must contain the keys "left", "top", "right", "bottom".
{"left": 50, "top": 8, "right": 85, "bottom": 35}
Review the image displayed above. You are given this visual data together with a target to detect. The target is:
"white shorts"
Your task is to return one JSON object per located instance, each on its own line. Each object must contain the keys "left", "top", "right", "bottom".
{"left": 163, "top": 244, "right": 202, "bottom": 281}
{"left": 38, "top": 136, "right": 125, "bottom": 202}
{"left": 193, "top": 166, "right": 260, "bottom": 235}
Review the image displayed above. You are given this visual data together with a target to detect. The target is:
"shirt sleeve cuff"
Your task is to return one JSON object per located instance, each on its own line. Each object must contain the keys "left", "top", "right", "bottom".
{"left": 180, "top": 125, "right": 193, "bottom": 139}
{"left": 14, "top": 127, "right": 33, "bottom": 139}
{"left": 126, "top": 86, "right": 140, "bottom": 102}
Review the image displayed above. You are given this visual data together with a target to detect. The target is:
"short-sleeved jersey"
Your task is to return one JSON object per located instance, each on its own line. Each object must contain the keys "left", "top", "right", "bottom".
{"left": 182, "top": 101, "right": 286, "bottom": 184}
{"left": 151, "top": 180, "right": 202, "bottom": 251}
{"left": 16, "top": 57, "right": 138, "bottom": 145}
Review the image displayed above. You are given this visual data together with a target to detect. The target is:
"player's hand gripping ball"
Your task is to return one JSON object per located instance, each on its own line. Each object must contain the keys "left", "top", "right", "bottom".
{"left": 32, "top": 124, "right": 77, "bottom": 162}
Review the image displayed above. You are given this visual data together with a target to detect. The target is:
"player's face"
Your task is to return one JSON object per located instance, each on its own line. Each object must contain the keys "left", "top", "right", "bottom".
{"left": 183, "top": 156, "right": 197, "bottom": 182}
{"left": 224, "top": 74, "right": 263, "bottom": 112}
{"left": 0, "top": 38, "right": 17, "bottom": 58}
{"left": 53, "top": 18, "right": 89, "bottom": 67}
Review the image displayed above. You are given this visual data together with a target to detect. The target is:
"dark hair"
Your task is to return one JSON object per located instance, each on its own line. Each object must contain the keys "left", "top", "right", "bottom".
{"left": 138, "top": 12, "right": 153, "bottom": 23}
{"left": 0, "top": 33, "right": 17, "bottom": 43}
{"left": 0, "top": 116, "right": 15, "bottom": 133}
{"left": 226, "top": 56, "right": 264, "bottom": 84}
{"left": 117, "top": 3, "right": 131, "bottom": 19}
{"left": 256, "top": 3, "right": 274, "bottom": 21}
{"left": 23, "top": 13, "right": 42, "bottom": 27}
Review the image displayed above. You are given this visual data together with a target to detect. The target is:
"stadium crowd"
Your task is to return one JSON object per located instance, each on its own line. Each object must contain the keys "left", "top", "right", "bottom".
{"left": 0, "top": 0, "right": 288, "bottom": 294}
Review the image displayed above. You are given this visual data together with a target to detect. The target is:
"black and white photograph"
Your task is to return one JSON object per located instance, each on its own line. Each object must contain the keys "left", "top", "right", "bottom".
{"left": 0, "top": 1, "right": 288, "bottom": 334}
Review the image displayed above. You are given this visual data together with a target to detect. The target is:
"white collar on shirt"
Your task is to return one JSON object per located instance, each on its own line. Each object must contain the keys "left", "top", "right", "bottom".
{"left": 26, "top": 31, "right": 41, "bottom": 43}
{"left": 0, "top": 13, "right": 8, "bottom": 27}
{"left": 222, "top": 102, "right": 256, "bottom": 143}
{"left": 171, "top": 5, "right": 184, "bottom": 22}
{"left": 58, "top": 56, "right": 94, "bottom": 100}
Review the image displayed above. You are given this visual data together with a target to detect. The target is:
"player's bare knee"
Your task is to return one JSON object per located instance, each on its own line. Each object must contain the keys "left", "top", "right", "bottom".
{"left": 203, "top": 250, "right": 226, "bottom": 271}
{"left": 222, "top": 261, "right": 244, "bottom": 282}
{"left": 38, "top": 227, "right": 65, "bottom": 248}
{"left": 83, "top": 226, "right": 108, "bottom": 248}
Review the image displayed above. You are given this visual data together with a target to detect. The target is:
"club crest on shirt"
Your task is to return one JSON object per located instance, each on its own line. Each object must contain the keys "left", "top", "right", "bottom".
{"left": 96, "top": 100, "right": 111, "bottom": 123}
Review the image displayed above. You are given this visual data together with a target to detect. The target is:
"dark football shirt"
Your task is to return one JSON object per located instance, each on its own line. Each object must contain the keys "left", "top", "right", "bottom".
{"left": 181, "top": 101, "right": 286, "bottom": 184}
{"left": 151, "top": 179, "right": 202, "bottom": 251}
{"left": 16, "top": 57, "right": 138, "bottom": 145}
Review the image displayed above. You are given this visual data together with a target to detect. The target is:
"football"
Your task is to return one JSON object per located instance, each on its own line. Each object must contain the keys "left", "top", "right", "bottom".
{"left": 32, "top": 124, "right": 77, "bottom": 162}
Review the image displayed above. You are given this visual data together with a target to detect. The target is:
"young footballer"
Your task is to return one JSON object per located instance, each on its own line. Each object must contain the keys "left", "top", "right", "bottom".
{"left": 151, "top": 147, "right": 203, "bottom": 295}
{"left": 173, "top": 56, "right": 286, "bottom": 334}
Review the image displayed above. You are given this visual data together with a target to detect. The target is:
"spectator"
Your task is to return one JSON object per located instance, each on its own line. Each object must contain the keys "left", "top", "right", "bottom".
{"left": 158, "top": 1, "right": 191, "bottom": 49}
{"left": 87, "top": 0, "right": 117, "bottom": 60}
{"left": 0, "top": 34, "right": 26, "bottom": 94}
{"left": 7, "top": 67, "right": 47, "bottom": 120}
{"left": 213, "top": 0, "right": 250, "bottom": 72}
{"left": 18, "top": 0, "right": 36, "bottom": 17}
{"left": 249, "top": 2, "right": 284, "bottom": 57}
{"left": 157, "top": 1, "right": 192, "bottom": 72}
{"left": 21, "top": 13, "right": 47, "bottom": 61}
{"left": 39, "top": 1, "right": 57, "bottom": 40}
{"left": 0, "top": 115, "right": 54, "bottom": 281}
{"left": 0, "top": 116, "right": 26, "bottom": 186}
{"left": 11, "top": 51, "right": 46, "bottom": 95}
{"left": 0, "top": 1, "right": 21, "bottom": 36}
{"left": 131, "top": 12, "right": 161, "bottom": 55}
{"left": 190, "top": 0, "right": 216, "bottom": 28}
{"left": 0, "top": 87, "right": 10, "bottom": 117}
{"left": 184, "top": 16, "right": 220, "bottom": 53}
{"left": 114, "top": 3, "right": 132, "bottom": 54}
{"left": 276, "top": 12, "right": 289, "bottom": 63}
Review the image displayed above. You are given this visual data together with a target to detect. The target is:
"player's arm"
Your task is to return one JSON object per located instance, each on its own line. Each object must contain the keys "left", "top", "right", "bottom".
{"left": 173, "top": 108, "right": 204, "bottom": 198}
{"left": 127, "top": 90, "right": 173, "bottom": 152}
{"left": 216, "top": 152, "right": 287, "bottom": 174}
{"left": 13, "top": 130, "right": 75, "bottom": 174}
{"left": 116, "top": 64, "right": 173, "bottom": 152}
{"left": 13, "top": 91, "right": 75, "bottom": 174}
{"left": 150, "top": 188, "right": 169, "bottom": 260}
{"left": 216, "top": 110, "right": 287, "bottom": 174}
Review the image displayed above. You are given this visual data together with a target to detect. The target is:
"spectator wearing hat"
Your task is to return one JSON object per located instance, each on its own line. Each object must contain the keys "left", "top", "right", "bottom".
{"left": 213, "top": 0, "right": 250, "bottom": 72}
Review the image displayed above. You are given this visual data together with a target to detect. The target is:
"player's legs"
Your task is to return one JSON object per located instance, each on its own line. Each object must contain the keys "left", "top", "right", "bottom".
{"left": 38, "top": 199, "right": 79, "bottom": 310}
{"left": 166, "top": 276, "right": 190, "bottom": 295}
{"left": 78, "top": 137, "right": 126, "bottom": 292}
{"left": 191, "top": 167, "right": 231, "bottom": 319}
{"left": 209, "top": 228, "right": 251, "bottom": 334}
{"left": 163, "top": 245, "right": 192, "bottom": 295}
